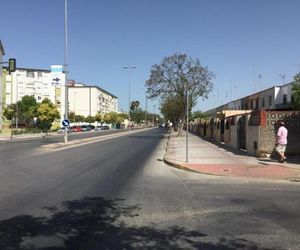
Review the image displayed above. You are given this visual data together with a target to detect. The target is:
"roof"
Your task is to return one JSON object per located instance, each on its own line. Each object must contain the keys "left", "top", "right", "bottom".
{"left": 68, "top": 85, "right": 118, "bottom": 99}
{"left": 0, "top": 39, "right": 5, "bottom": 55}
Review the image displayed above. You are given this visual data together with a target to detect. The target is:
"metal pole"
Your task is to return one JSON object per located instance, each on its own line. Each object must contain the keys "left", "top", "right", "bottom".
{"left": 128, "top": 68, "right": 131, "bottom": 132}
{"left": 145, "top": 92, "right": 147, "bottom": 127}
{"left": 64, "top": 0, "right": 68, "bottom": 143}
{"left": 16, "top": 73, "right": 19, "bottom": 130}
{"left": 186, "top": 86, "right": 189, "bottom": 163}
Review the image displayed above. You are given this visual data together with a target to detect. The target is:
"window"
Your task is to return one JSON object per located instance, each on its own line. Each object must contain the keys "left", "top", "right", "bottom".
{"left": 268, "top": 96, "right": 272, "bottom": 106}
{"left": 255, "top": 98, "right": 259, "bottom": 110}
{"left": 250, "top": 100, "right": 253, "bottom": 109}
{"left": 26, "top": 71, "right": 34, "bottom": 77}
{"left": 38, "top": 72, "right": 42, "bottom": 77}
{"left": 262, "top": 97, "right": 265, "bottom": 108}
{"left": 283, "top": 94, "right": 287, "bottom": 105}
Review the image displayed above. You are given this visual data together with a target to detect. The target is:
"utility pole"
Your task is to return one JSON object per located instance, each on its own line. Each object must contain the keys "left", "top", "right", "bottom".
{"left": 186, "top": 84, "right": 189, "bottom": 163}
{"left": 123, "top": 66, "right": 136, "bottom": 132}
{"left": 64, "top": 0, "right": 69, "bottom": 143}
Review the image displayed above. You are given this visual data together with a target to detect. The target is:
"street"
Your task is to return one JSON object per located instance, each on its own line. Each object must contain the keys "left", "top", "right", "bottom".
{"left": 0, "top": 128, "right": 299, "bottom": 249}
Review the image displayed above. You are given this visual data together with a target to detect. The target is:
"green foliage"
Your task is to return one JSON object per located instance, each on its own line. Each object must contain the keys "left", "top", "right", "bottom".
{"left": 130, "top": 108, "right": 145, "bottom": 124}
{"left": 75, "top": 115, "right": 85, "bottom": 123}
{"left": 18, "top": 95, "right": 38, "bottom": 127}
{"left": 3, "top": 104, "right": 17, "bottom": 121}
{"left": 68, "top": 111, "right": 76, "bottom": 123}
{"left": 293, "top": 73, "right": 300, "bottom": 82}
{"left": 190, "top": 111, "right": 209, "bottom": 121}
{"left": 130, "top": 101, "right": 140, "bottom": 112}
{"left": 160, "top": 95, "right": 184, "bottom": 124}
{"left": 291, "top": 82, "right": 300, "bottom": 110}
{"left": 146, "top": 53, "right": 214, "bottom": 132}
{"left": 103, "top": 112, "right": 119, "bottom": 124}
{"left": 118, "top": 112, "right": 129, "bottom": 121}
{"left": 95, "top": 112, "right": 103, "bottom": 123}
{"left": 86, "top": 115, "right": 95, "bottom": 123}
{"left": 36, "top": 98, "right": 60, "bottom": 131}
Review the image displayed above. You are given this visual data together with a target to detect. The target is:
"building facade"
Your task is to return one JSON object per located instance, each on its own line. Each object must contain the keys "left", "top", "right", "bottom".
{"left": 68, "top": 83, "right": 118, "bottom": 117}
{"left": 4, "top": 67, "right": 58, "bottom": 105}
{"left": 3, "top": 68, "right": 118, "bottom": 121}
{"left": 0, "top": 40, "right": 5, "bottom": 129}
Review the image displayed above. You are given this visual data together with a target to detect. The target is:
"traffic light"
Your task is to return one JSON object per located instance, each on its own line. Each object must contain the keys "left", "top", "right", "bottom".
{"left": 8, "top": 58, "right": 16, "bottom": 73}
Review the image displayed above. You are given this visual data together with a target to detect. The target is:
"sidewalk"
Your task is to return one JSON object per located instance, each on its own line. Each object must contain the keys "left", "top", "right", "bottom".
{"left": 164, "top": 131, "right": 300, "bottom": 181}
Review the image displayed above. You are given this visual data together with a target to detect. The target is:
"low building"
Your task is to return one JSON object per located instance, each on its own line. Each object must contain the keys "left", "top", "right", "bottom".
{"left": 68, "top": 83, "right": 118, "bottom": 117}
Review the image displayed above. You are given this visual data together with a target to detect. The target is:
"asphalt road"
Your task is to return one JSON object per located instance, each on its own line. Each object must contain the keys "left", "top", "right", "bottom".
{"left": 0, "top": 128, "right": 299, "bottom": 249}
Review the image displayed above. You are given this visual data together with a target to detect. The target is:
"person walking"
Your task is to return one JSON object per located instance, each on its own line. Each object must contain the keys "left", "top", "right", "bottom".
{"left": 275, "top": 121, "right": 288, "bottom": 163}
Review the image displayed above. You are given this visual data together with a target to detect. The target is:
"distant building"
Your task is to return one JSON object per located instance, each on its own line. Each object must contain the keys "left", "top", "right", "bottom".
{"left": 206, "top": 81, "right": 299, "bottom": 117}
{"left": 0, "top": 39, "right": 5, "bottom": 129}
{"left": 4, "top": 67, "right": 118, "bottom": 119}
{"left": 68, "top": 83, "right": 118, "bottom": 117}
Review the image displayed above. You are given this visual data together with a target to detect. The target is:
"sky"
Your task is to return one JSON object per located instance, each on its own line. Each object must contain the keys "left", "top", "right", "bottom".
{"left": 1, "top": 0, "right": 300, "bottom": 113}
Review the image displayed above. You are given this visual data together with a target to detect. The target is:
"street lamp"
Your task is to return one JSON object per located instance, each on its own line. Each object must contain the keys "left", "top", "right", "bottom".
{"left": 64, "top": 0, "right": 69, "bottom": 143}
{"left": 123, "top": 65, "right": 136, "bottom": 131}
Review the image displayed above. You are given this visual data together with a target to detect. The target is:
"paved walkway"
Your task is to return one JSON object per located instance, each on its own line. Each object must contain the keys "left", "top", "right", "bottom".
{"left": 164, "top": 131, "right": 300, "bottom": 181}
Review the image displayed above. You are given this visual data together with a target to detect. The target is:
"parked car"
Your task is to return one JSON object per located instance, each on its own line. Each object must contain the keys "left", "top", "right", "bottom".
{"left": 87, "top": 124, "right": 95, "bottom": 130}
{"left": 71, "top": 126, "right": 83, "bottom": 132}
{"left": 57, "top": 127, "right": 71, "bottom": 134}
{"left": 95, "top": 125, "right": 110, "bottom": 131}
{"left": 80, "top": 125, "right": 92, "bottom": 131}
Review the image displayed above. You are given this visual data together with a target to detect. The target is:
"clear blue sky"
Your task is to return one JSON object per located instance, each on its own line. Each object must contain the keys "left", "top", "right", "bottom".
{"left": 1, "top": 0, "right": 300, "bottom": 113}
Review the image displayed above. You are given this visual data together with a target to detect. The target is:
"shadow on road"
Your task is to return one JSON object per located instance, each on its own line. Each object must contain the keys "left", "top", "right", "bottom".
{"left": 0, "top": 197, "right": 271, "bottom": 249}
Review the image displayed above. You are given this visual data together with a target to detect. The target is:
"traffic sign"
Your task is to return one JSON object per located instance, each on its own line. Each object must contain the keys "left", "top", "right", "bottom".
{"left": 62, "top": 119, "right": 70, "bottom": 127}
{"left": 51, "top": 65, "right": 63, "bottom": 86}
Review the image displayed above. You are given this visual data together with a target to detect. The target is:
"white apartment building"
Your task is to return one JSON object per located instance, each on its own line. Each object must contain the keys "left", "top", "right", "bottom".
{"left": 0, "top": 39, "right": 5, "bottom": 129}
{"left": 4, "top": 67, "right": 59, "bottom": 105}
{"left": 68, "top": 83, "right": 118, "bottom": 117}
{"left": 3, "top": 67, "right": 118, "bottom": 119}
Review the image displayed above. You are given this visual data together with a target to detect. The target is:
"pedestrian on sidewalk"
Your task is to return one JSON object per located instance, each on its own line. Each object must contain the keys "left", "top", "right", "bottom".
{"left": 275, "top": 121, "right": 288, "bottom": 163}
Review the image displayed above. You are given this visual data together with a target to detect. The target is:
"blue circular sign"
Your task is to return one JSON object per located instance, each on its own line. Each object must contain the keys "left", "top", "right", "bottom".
{"left": 62, "top": 119, "right": 70, "bottom": 127}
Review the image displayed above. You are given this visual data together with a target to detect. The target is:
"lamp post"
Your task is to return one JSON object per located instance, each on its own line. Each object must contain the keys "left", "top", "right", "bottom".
{"left": 64, "top": 0, "right": 69, "bottom": 143}
{"left": 123, "top": 65, "right": 136, "bottom": 131}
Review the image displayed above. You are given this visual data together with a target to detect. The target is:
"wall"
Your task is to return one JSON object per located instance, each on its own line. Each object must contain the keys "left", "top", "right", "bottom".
{"left": 245, "top": 114, "right": 260, "bottom": 155}
{"left": 260, "top": 111, "right": 300, "bottom": 155}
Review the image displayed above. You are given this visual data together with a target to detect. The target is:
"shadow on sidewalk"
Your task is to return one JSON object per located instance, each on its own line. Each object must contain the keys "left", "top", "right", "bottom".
{"left": 0, "top": 196, "right": 272, "bottom": 249}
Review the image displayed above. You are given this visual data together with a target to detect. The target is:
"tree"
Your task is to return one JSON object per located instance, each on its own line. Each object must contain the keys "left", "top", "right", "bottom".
{"left": 86, "top": 115, "right": 95, "bottom": 124}
{"left": 190, "top": 111, "right": 209, "bottom": 121}
{"left": 95, "top": 112, "right": 103, "bottom": 124}
{"left": 3, "top": 104, "right": 17, "bottom": 122}
{"left": 291, "top": 73, "right": 300, "bottom": 110}
{"left": 160, "top": 95, "right": 184, "bottom": 130}
{"left": 130, "top": 101, "right": 140, "bottom": 112}
{"left": 118, "top": 112, "right": 129, "bottom": 121}
{"left": 18, "top": 95, "right": 38, "bottom": 127}
{"left": 103, "top": 112, "right": 119, "bottom": 125}
{"left": 36, "top": 98, "right": 60, "bottom": 132}
{"left": 75, "top": 115, "right": 85, "bottom": 123}
{"left": 68, "top": 111, "right": 76, "bottom": 123}
{"left": 146, "top": 53, "right": 214, "bottom": 134}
